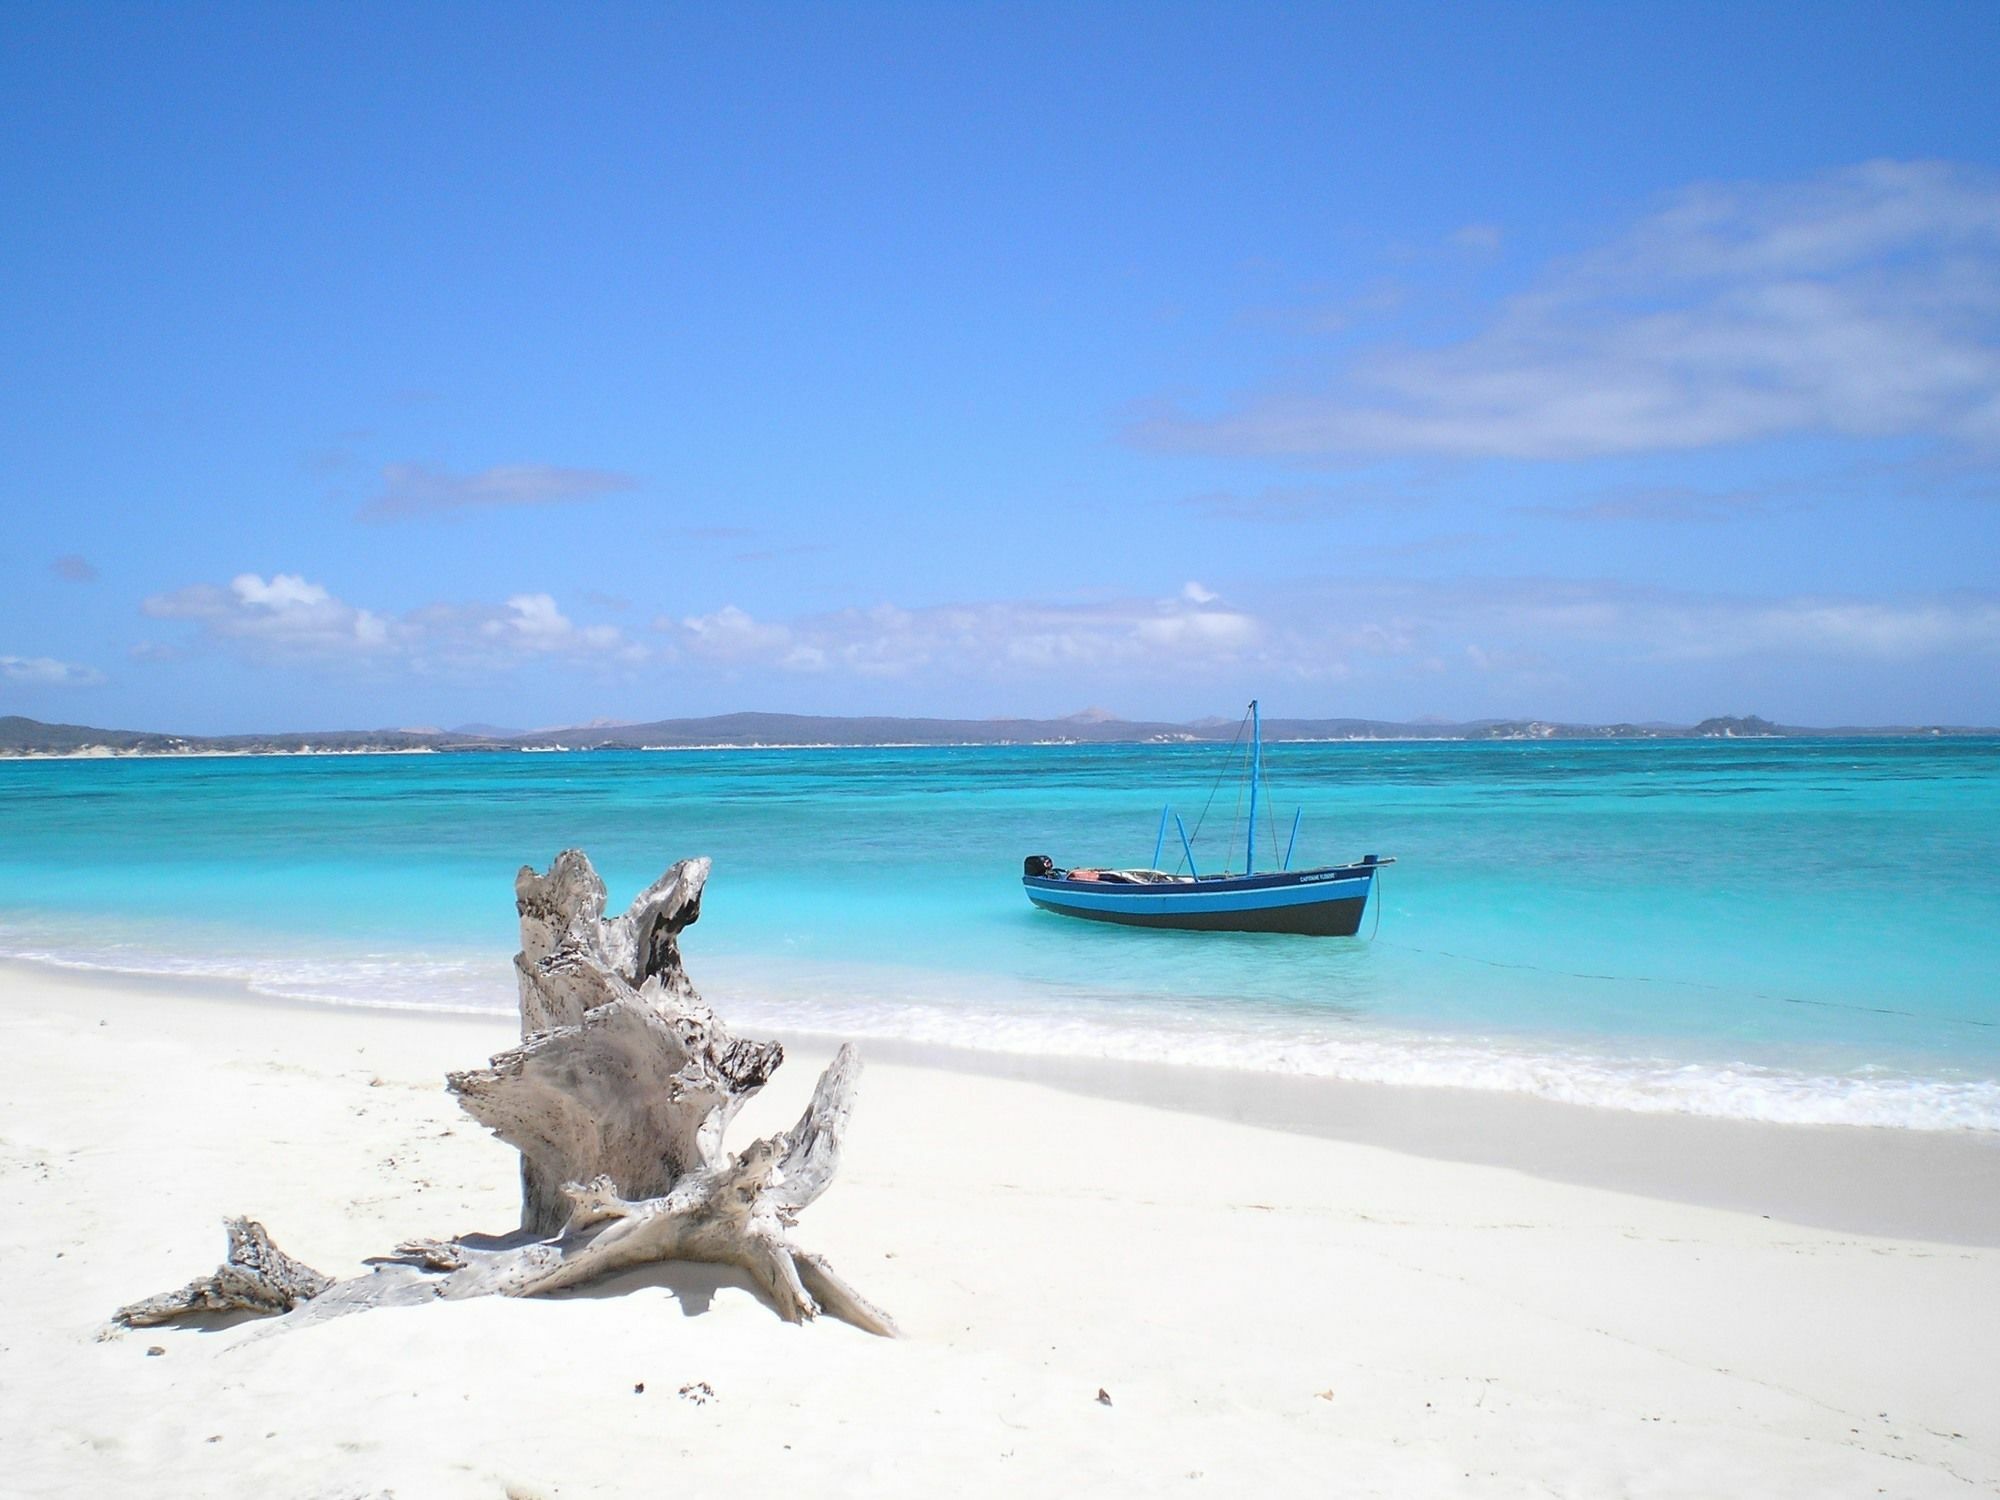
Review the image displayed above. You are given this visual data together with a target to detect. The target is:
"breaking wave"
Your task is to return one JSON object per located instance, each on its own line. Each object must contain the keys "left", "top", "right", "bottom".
{"left": 10, "top": 925, "right": 1989, "bottom": 1133}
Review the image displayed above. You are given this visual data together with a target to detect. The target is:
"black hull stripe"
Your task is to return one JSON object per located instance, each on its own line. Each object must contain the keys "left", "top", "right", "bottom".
{"left": 1028, "top": 894, "right": 1368, "bottom": 936}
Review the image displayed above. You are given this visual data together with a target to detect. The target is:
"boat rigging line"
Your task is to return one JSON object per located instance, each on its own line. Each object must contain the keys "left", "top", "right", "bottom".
{"left": 1175, "top": 708, "right": 1252, "bottom": 874}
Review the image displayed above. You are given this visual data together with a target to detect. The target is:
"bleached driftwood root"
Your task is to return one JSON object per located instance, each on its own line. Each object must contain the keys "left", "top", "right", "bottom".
{"left": 114, "top": 1217, "right": 332, "bottom": 1327}
{"left": 489, "top": 851, "right": 786, "bottom": 1234}
{"left": 113, "top": 850, "right": 893, "bottom": 1338}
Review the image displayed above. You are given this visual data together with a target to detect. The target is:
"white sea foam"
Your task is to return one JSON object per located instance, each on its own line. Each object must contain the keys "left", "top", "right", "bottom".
{"left": 4, "top": 932, "right": 1996, "bottom": 1132}
{"left": 0, "top": 928, "right": 514, "bottom": 1016}
{"left": 716, "top": 985, "right": 2000, "bottom": 1133}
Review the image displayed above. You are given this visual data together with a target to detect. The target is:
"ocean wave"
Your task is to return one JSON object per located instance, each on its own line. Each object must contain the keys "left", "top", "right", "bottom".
{"left": 0, "top": 930, "right": 514, "bottom": 1016}
{"left": 4, "top": 933, "right": 1995, "bottom": 1132}
{"left": 713, "top": 986, "right": 2000, "bottom": 1132}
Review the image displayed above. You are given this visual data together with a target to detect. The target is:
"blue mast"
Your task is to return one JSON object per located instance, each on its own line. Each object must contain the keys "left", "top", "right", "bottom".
{"left": 1246, "top": 699, "right": 1260, "bottom": 873}
{"left": 1174, "top": 812, "right": 1200, "bottom": 878}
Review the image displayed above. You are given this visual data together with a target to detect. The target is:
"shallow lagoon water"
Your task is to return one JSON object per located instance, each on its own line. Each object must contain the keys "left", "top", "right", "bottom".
{"left": 2, "top": 738, "right": 1996, "bottom": 1128}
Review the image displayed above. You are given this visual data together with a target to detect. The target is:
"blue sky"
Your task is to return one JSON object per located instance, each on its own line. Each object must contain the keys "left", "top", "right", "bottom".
{"left": 3, "top": 2, "right": 1997, "bottom": 732}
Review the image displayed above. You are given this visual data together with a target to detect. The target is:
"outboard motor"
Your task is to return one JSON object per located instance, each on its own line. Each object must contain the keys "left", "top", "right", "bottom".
{"left": 1023, "top": 854, "right": 1055, "bottom": 879}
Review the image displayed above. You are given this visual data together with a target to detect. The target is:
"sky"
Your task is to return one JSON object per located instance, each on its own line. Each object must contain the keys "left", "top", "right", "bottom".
{"left": 3, "top": 1, "right": 1998, "bottom": 733}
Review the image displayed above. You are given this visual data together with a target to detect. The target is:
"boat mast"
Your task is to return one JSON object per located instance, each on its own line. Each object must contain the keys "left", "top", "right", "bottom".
{"left": 1246, "top": 699, "right": 1260, "bottom": 874}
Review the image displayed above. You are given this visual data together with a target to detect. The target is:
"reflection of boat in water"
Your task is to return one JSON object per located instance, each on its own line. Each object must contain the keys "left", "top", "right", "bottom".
{"left": 1020, "top": 701, "right": 1392, "bottom": 937}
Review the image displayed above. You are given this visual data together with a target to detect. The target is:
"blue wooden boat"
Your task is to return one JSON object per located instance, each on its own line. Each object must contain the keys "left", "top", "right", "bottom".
{"left": 1021, "top": 701, "right": 1391, "bottom": 936}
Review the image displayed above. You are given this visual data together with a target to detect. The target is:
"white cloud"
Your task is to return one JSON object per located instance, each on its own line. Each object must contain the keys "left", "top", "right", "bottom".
{"left": 1312, "top": 578, "right": 2000, "bottom": 671}
{"left": 660, "top": 589, "right": 1268, "bottom": 681}
{"left": 127, "top": 570, "right": 2000, "bottom": 719}
{"left": 1136, "top": 160, "right": 2000, "bottom": 460}
{"left": 483, "top": 594, "right": 627, "bottom": 655}
{"left": 360, "top": 462, "right": 638, "bottom": 521}
{"left": 145, "top": 573, "right": 393, "bottom": 653}
{"left": 640, "top": 581, "right": 1996, "bottom": 721}
{"left": 679, "top": 605, "right": 798, "bottom": 663}
{"left": 1134, "top": 610, "right": 1256, "bottom": 650}
{"left": 0, "top": 654, "right": 105, "bottom": 686}
{"left": 144, "top": 573, "right": 644, "bottom": 671}
{"left": 1661, "top": 596, "right": 2000, "bottom": 662}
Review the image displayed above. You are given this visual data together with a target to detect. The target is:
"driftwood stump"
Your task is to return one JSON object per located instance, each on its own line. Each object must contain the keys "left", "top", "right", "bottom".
{"left": 114, "top": 850, "right": 894, "bottom": 1337}
{"left": 491, "top": 851, "right": 784, "bottom": 1234}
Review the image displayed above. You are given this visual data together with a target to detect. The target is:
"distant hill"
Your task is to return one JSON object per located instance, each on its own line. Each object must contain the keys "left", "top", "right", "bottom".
{"left": 518, "top": 711, "right": 1207, "bottom": 748}
{"left": 1692, "top": 714, "right": 1785, "bottom": 738}
{"left": 0, "top": 715, "right": 190, "bottom": 754}
{"left": 1, "top": 710, "right": 1992, "bottom": 758}
{"left": 0, "top": 716, "right": 492, "bottom": 757}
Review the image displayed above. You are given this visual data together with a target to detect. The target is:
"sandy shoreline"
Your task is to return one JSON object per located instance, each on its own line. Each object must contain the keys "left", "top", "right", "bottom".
{"left": 3, "top": 964, "right": 1996, "bottom": 1496}
{"left": 11, "top": 955, "right": 1997, "bottom": 1245}
{"left": 826, "top": 1033, "right": 2000, "bottom": 1247}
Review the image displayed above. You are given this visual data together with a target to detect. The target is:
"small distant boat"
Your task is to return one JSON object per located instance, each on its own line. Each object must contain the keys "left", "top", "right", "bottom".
{"left": 1021, "top": 701, "right": 1392, "bottom": 937}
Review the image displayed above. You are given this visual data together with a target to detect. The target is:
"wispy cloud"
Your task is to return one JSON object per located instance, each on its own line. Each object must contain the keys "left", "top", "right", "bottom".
{"left": 478, "top": 594, "right": 633, "bottom": 658}
{"left": 659, "top": 587, "right": 1268, "bottom": 681}
{"left": 684, "top": 526, "right": 757, "bottom": 541}
{"left": 127, "top": 570, "right": 2000, "bottom": 719}
{"left": 145, "top": 573, "right": 393, "bottom": 655}
{"left": 1180, "top": 482, "right": 1416, "bottom": 522}
{"left": 1648, "top": 593, "right": 2000, "bottom": 662}
{"left": 653, "top": 580, "right": 1998, "bottom": 714}
{"left": 1308, "top": 577, "right": 2000, "bottom": 672}
{"left": 1, "top": 654, "right": 104, "bottom": 686}
{"left": 51, "top": 555, "right": 98, "bottom": 583}
{"left": 359, "top": 462, "right": 639, "bottom": 521}
{"left": 1516, "top": 483, "right": 1777, "bottom": 525}
{"left": 1134, "top": 160, "right": 2000, "bottom": 461}
{"left": 1449, "top": 222, "right": 1504, "bottom": 255}
{"left": 731, "top": 543, "right": 834, "bottom": 565}
{"left": 143, "top": 573, "right": 646, "bottom": 672}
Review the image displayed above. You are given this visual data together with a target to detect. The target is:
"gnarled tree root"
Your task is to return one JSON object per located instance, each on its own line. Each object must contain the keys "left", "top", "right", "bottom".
{"left": 111, "top": 851, "right": 895, "bottom": 1340}
{"left": 114, "top": 1217, "right": 332, "bottom": 1327}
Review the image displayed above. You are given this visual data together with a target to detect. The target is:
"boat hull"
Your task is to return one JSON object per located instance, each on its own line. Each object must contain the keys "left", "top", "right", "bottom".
{"left": 1022, "top": 866, "right": 1377, "bottom": 937}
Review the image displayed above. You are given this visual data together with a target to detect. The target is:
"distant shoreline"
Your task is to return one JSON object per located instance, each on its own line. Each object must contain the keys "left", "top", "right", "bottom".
{"left": 1, "top": 735, "right": 1479, "bottom": 760}
{"left": 3, "top": 708, "right": 1994, "bottom": 759}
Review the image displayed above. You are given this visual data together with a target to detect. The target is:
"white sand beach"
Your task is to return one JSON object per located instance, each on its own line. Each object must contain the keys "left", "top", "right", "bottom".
{"left": 3, "top": 961, "right": 1996, "bottom": 1499}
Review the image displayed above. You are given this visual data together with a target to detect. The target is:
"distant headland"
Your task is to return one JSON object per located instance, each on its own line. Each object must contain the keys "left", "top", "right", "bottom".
{"left": 1, "top": 710, "right": 1991, "bottom": 758}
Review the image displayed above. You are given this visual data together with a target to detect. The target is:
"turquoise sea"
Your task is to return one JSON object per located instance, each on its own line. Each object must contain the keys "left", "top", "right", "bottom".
{"left": 2, "top": 739, "right": 1997, "bottom": 1130}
